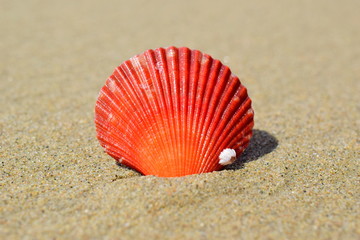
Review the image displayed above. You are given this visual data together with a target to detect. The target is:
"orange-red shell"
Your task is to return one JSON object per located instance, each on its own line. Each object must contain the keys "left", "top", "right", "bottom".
{"left": 95, "top": 47, "right": 254, "bottom": 177}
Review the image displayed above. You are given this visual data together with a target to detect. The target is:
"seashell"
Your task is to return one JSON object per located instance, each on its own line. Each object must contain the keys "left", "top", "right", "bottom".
{"left": 95, "top": 47, "right": 254, "bottom": 177}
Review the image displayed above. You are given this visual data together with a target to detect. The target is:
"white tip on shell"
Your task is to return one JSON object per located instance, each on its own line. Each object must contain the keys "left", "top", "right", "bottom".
{"left": 218, "top": 148, "right": 237, "bottom": 166}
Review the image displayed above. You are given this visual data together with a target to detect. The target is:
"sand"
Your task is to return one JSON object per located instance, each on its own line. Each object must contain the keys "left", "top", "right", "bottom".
{"left": 1, "top": 0, "right": 359, "bottom": 239}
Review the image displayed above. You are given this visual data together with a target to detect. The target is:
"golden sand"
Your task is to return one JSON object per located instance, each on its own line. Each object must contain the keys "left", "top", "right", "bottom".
{"left": 1, "top": 0, "right": 359, "bottom": 239}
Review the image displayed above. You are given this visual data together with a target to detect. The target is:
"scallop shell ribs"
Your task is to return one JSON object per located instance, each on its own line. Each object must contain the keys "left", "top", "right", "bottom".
{"left": 95, "top": 47, "right": 254, "bottom": 177}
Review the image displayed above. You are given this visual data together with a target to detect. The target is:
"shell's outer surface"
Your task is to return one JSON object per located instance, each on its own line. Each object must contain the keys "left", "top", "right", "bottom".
{"left": 95, "top": 47, "right": 254, "bottom": 177}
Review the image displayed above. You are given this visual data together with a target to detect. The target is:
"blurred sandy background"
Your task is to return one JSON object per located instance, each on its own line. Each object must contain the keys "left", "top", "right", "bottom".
{"left": 1, "top": 0, "right": 359, "bottom": 239}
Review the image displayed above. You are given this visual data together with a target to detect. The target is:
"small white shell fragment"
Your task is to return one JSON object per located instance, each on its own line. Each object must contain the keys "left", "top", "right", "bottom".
{"left": 218, "top": 148, "right": 237, "bottom": 166}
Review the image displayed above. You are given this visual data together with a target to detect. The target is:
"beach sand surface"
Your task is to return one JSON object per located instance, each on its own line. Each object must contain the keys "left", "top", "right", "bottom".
{"left": 1, "top": 0, "right": 359, "bottom": 239}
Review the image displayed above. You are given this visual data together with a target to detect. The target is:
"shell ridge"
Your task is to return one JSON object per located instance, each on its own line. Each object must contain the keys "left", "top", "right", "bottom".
{"left": 192, "top": 54, "right": 213, "bottom": 173}
{"left": 142, "top": 49, "right": 175, "bottom": 174}
{"left": 96, "top": 94, "right": 138, "bottom": 139}
{"left": 188, "top": 51, "right": 206, "bottom": 174}
{"left": 96, "top": 85, "right": 141, "bottom": 145}
{"left": 208, "top": 109, "right": 254, "bottom": 171}
{"left": 96, "top": 133, "right": 135, "bottom": 167}
{"left": 199, "top": 86, "right": 247, "bottom": 171}
{"left": 122, "top": 61, "right": 154, "bottom": 120}
{"left": 197, "top": 60, "right": 221, "bottom": 172}
{"left": 109, "top": 71, "right": 157, "bottom": 174}
{"left": 144, "top": 49, "right": 175, "bottom": 174}
{"left": 204, "top": 95, "right": 253, "bottom": 171}
{"left": 202, "top": 92, "right": 250, "bottom": 171}
{"left": 197, "top": 66, "right": 232, "bottom": 172}
{"left": 95, "top": 94, "right": 147, "bottom": 173}
{"left": 155, "top": 48, "right": 178, "bottom": 176}
{"left": 166, "top": 47, "right": 182, "bottom": 175}
{"left": 131, "top": 54, "right": 171, "bottom": 175}
{"left": 201, "top": 75, "right": 240, "bottom": 152}
{"left": 230, "top": 108, "right": 254, "bottom": 151}
{"left": 125, "top": 58, "right": 178, "bottom": 175}
{"left": 230, "top": 122, "right": 253, "bottom": 152}
{"left": 112, "top": 67, "right": 157, "bottom": 173}
{"left": 100, "top": 77, "right": 143, "bottom": 131}
{"left": 185, "top": 50, "right": 201, "bottom": 174}
{"left": 116, "top": 63, "right": 161, "bottom": 174}
{"left": 179, "top": 47, "right": 191, "bottom": 175}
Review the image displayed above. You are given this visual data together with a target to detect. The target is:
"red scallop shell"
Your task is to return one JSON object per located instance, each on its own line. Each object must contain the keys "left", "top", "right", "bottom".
{"left": 95, "top": 47, "right": 254, "bottom": 177}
